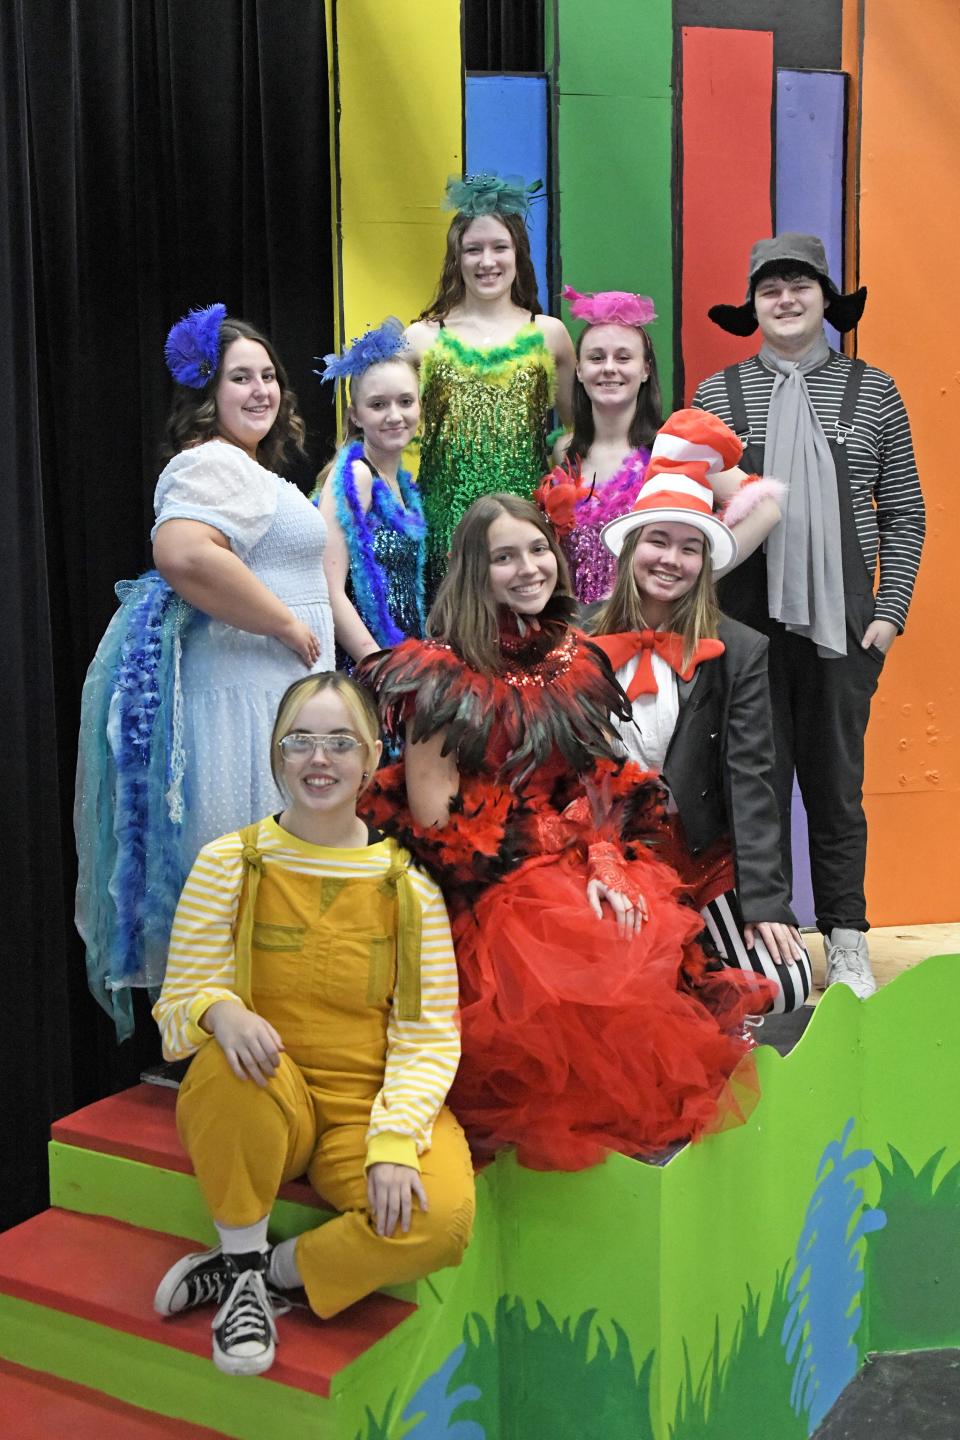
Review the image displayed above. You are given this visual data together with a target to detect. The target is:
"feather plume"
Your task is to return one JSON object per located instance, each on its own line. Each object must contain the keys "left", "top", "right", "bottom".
{"left": 316, "top": 316, "right": 409, "bottom": 384}
{"left": 164, "top": 303, "right": 227, "bottom": 388}
{"left": 562, "top": 286, "right": 657, "bottom": 329}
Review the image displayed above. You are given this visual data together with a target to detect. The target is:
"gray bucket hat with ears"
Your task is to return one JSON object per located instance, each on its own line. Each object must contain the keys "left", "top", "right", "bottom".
{"left": 708, "top": 233, "right": 868, "bottom": 337}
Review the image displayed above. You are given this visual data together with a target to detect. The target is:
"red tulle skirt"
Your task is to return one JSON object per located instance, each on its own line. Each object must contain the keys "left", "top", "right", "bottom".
{"left": 448, "top": 847, "right": 774, "bottom": 1171}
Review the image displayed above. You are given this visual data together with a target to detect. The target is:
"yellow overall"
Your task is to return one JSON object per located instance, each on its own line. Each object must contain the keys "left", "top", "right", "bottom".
{"left": 176, "top": 838, "right": 475, "bottom": 1319}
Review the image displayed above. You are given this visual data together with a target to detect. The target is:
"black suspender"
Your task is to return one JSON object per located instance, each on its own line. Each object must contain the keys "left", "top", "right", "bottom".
{"left": 836, "top": 358, "right": 866, "bottom": 446}
{"left": 723, "top": 363, "right": 751, "bottom": 446}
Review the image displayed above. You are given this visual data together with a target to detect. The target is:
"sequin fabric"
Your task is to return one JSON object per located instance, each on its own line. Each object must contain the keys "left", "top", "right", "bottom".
{"left": 419, "top": 325, "right": 555, "bottom": 592}
{"left": 561, "top": 447, "right": 650, "bottom": 603}
{"left": 367, "top": 520, "right": 424, "bottom": 640}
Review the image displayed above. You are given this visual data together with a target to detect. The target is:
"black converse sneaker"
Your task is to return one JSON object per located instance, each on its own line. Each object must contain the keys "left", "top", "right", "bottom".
{"left": 212, "top": 1260, "right": 290, "bottom": 1377}
{"left": 154, "top": 1245, "right": 284, "bottom": 1318}
{"left": 154, "top": 1245, "right": 236, "bottom": 1316}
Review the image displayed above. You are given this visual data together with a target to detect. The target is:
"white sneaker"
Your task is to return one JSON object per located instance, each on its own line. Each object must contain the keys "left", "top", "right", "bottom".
{"left": 824, "top": 929, "right": 877, "bottom": 999}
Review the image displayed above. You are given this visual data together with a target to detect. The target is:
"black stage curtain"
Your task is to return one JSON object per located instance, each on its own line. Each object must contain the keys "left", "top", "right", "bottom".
{"left": 464, "top": 0, "right": 545, "bottom": 72}
{"left": 0, "top": 0, "right": 333, "bottom": 1233}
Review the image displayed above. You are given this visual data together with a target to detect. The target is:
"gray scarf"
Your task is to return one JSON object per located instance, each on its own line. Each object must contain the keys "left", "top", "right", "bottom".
{"left": 760, "top": 335, "right": 846, "bottom": 658}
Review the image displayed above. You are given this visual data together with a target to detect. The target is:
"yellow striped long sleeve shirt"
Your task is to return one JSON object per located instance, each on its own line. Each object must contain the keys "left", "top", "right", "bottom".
{"left": 152, "top": 819, "right": 461, "bottom": 1170}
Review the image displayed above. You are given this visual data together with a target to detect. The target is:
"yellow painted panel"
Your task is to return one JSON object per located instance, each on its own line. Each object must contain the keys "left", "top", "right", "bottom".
{"left": 331, "top": 0, "right": 463, "bottom": 343}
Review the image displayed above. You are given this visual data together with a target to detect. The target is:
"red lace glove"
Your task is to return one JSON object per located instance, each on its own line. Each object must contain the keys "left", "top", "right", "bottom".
{"left": 587, "top": 841, "right": 648, "bottom": 911}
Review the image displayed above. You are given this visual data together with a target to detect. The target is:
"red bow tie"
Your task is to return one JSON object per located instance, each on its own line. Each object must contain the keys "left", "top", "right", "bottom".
{"left": 593, "top": 630, "right": 725, "bottom": 700}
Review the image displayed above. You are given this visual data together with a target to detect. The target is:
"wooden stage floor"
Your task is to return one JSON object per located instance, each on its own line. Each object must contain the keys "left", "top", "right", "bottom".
{"left": 804, "top": 921, "right": 960, "bottom": 1003}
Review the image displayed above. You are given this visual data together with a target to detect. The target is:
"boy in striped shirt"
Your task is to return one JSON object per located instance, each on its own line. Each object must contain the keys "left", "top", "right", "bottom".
{"left": 694, "top": 233, "right": 924, "bottom": 999}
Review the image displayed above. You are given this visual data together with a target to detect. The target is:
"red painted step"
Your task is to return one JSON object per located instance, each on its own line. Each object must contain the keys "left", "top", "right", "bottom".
{"left": 0, "top": 1209, "right": 414, "bottom": 1399}
{"left": 0, "top": 1356, "right": 226, "bottom": 1438}
{"left": 52, "top": 1084, "right": 319, "bottom": 1208}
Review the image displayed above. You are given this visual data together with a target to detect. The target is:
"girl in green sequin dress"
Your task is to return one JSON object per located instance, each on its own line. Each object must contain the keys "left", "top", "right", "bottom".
{"left": 406, "top": 176, "right": 575, "bottom": 593}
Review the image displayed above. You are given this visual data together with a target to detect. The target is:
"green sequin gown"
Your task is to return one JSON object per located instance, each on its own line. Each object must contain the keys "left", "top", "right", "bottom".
{"left": 419, "top": 323, "right": 555, "bottom": 593}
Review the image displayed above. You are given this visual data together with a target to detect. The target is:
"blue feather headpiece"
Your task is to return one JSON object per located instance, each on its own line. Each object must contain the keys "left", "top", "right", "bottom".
{"left": 443, "top": 173, "right": 542, "bottom": 219}
{"left": 316, "top": 316, "right": 409, "bottom": 385}
{"left": 164, "top": 302, "right": 227, "bottom": 388}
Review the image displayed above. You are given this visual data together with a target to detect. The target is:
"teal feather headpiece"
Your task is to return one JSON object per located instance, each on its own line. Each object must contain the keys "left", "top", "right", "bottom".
{"left": 444, "top": 173, "right": 542, "bottom": 219}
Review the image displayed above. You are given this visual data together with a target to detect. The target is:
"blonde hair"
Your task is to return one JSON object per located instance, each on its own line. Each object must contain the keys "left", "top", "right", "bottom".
{"left": 270, "top": 672, "right": 381, "bottom": 792}
{"left": 589, "top": 526, "right": 720, "bottom": 663}
{"left": 428, "top": 494, "right": 573, "bottom": 674}
{"left": 313, "top": 356, "right": 420, "bottom": 492}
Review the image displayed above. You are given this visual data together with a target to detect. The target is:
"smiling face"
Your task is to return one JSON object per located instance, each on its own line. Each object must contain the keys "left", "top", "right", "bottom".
{"left": 213, "top": 336, "right": 281, "bottom": 456}
{"left": 753, "top": 269, "right": 826, "bottom": 357}
{"left": 459, "top": 216, "right": 517, "bottom": 303}
{"left": 348, "top": 360, "right": 420, "bottom": 455}
{"left": 279, "top": 688, "right": 379, "bottom": 822}
{"left": 576, "top": 323, "right": 649, "bottom": 411}
{"left": 630, "top": 521, "right": 706, "bottom": 626}
{"left": 486, "top": 511, "right": 558, "bottom": 615}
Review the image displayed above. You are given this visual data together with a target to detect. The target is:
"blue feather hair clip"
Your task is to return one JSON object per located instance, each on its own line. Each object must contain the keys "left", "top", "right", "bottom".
{"left": 316, "top": 315, "right": 409, "bottom": 385}
{"left": 444, "top": 173, "right": 543, "bottom": 219}
{"left": 164, "top": 302, "right": 227, "bottom": 388}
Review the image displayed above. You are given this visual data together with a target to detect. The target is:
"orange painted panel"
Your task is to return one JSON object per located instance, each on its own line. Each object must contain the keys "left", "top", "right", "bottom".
{"left": 856, "top": 0, "right": 960, "bottom": 922}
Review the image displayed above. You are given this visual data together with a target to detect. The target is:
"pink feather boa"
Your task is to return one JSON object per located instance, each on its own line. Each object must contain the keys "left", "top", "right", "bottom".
{"left": 721, "top": 476, "right": 785, "bottom": 527}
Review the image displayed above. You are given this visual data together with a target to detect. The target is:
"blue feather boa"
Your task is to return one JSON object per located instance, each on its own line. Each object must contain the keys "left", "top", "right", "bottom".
{"left": 327, "top": 441, "right": 426, "bottom": 646}
{"left": 76, "top": 571, "right": 194, "bottom": 1040}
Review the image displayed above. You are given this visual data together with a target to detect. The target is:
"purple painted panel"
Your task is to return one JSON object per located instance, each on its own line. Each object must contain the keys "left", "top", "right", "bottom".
{"left": 777, "top": 67, "right": 846, "bottom": 922}
{"left": 775, "top": 69, "right": 846, "bottom": 350}
{"left": 790, "top": 778, "right": 816, "bottom": 928}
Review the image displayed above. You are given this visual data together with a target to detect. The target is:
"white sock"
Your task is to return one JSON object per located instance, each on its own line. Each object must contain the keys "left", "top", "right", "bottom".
{"left": 267, "top": 1236, "right": 302, "bottom": 1291}
{"left": 215, "top": 1217, "right": 270, "bottom": 1256}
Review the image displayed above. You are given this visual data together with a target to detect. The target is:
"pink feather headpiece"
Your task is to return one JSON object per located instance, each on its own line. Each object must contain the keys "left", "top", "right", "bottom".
{"left": 562, "top": 285, "right": 657, "bottom": 328}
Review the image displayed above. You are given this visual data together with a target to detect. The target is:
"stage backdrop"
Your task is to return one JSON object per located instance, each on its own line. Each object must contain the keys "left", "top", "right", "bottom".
{"left": 327, "top": 0, "right": 956, "bottom": 925}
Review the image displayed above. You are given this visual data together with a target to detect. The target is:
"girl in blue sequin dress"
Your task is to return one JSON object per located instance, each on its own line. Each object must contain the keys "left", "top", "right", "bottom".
{"left": 315, "top": 321, "right": 427, "bottom": 666}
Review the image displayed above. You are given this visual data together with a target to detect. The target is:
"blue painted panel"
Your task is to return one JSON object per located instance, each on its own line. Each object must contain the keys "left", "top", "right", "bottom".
{"left": 465, "top": 75, "right": 550, "bottom": 310}
{"left": 776, "top": 69, "right": 847, "bottom": 350}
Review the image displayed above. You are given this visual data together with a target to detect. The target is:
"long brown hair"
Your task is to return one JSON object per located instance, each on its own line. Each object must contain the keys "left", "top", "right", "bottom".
{"left": 565, "top": 324, "right": 663, "bottom": 468}
{"left": 428, "top": 494, "right": 572, "bottom": 674}
{"left": 588, "top": 526, "right": 720, "bottom": 664}
{"left": 419, "top": 212, "right": 541, "bottom": 322}
{"left": 160, "top": 316, "right": 306, "bottom": 471}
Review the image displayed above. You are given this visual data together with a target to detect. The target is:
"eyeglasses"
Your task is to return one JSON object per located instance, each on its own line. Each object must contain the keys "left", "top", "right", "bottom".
{"left": 278, "top": 732, "right": 364, "bottom": 760}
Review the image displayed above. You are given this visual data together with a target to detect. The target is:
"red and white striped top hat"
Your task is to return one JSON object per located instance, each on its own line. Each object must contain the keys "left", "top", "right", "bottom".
{"left": 600, "top": 408, "right": 741, "bottom": 575}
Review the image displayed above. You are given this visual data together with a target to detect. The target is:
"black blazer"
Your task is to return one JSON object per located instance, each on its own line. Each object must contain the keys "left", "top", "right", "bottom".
{"left": 659, "top": 616, "right": 796, "bottom": 925}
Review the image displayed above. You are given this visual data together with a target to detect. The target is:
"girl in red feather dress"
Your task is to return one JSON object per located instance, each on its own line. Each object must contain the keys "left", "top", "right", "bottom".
{"left": 358, "top": 494, "right": 773, "bottom": 1171}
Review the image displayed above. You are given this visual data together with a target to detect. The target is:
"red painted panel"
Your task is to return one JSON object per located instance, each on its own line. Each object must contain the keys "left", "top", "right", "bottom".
{"left": 0, "top": 1356, "right": 223, "bottom": 1438}
{"left": 0, "top": 1209, "right": 414, "bottom": 1398}
{"left": 680, "top": 27, "right": 774, "bottom": 402}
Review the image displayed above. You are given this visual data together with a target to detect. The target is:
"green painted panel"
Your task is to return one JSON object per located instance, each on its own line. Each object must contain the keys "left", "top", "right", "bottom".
{"left": 28, "top": 955, "right": 960, "bottom": 1438}
{"left": 0, "top": 1293, "right": 329, "bottom": 1439}
{"left": 48, "top": 1142, "right": 330, "bottom": 1246}
{"left": 550, "top": 0, "right": 675, "bottom": 402}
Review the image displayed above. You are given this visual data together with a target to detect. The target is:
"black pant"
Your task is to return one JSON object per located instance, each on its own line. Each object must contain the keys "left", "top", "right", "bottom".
{"left": 764, "top": 592, "right": 884, "bottom": 934}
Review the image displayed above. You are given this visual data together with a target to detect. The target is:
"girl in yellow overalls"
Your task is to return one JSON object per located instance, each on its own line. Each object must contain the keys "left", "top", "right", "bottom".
{"left": 152, "top": 672, "right": 474, "bottom": 1377}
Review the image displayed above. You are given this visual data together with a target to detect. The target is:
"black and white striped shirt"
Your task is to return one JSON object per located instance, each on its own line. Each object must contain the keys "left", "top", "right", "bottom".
{"left": 693, "top": 352, "right": 925, "bottom": 631}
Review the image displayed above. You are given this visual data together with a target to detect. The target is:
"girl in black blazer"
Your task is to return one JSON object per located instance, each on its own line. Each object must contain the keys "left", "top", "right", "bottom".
{"left": 589, "top": 411, "right": 812, "bottom": 1013}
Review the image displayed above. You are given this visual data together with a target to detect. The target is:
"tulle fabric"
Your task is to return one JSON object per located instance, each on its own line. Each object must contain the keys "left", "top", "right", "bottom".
{"left": 448, "top": 846, "right": 773, "bottom": 1171}
{"left": 359, "top": 631, "right": 776, "bottom": 1172}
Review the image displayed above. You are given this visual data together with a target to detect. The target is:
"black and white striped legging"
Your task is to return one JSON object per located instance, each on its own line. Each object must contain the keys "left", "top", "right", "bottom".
{"left": 700, "top": 888, "right": 813, "bottom": 1014}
